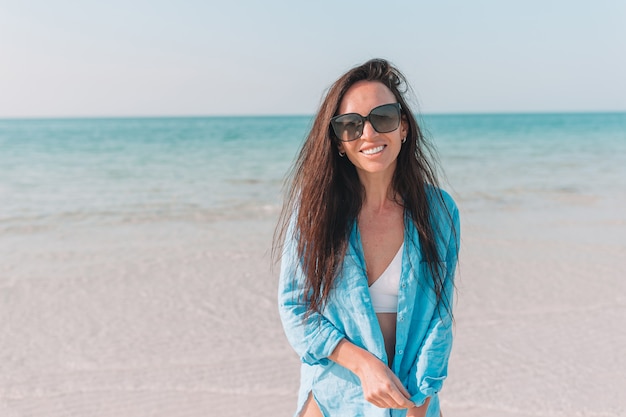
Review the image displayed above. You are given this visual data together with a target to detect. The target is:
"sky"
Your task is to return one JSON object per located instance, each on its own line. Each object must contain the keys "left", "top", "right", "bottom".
{"left": 1, "top": 0, "right": 625, "bottom": 117}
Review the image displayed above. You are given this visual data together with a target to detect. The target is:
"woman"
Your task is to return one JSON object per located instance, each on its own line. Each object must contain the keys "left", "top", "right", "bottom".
{"left": 275, "top": 59, "right": 460, "bottom": 417}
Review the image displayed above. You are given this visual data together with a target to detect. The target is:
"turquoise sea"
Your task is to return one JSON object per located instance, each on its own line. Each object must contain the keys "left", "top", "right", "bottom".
{"left": 1, "top": 113, "right": 625, "bottom": 236}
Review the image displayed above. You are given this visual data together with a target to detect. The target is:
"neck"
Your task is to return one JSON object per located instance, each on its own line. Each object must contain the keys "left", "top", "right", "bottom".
{"left": 357, "top": 170, "right": 398, "bottom": 213}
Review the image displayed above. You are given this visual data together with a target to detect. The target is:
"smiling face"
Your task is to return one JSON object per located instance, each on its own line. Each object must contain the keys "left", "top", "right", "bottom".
{"left": 336, "top": 81, "right": 407, "bottom": 183}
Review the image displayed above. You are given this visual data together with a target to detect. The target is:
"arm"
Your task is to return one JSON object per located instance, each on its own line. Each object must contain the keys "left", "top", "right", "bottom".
{"left": 277, "top": 231, "right": 345, "bottom": 366}
{"left": 410, "top": 205, "right": 460, "bottom": 407}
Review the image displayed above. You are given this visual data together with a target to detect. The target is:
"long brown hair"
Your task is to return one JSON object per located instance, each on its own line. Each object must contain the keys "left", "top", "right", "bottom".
{"left": 274, "top": 58, "right": 453, "bottom": 317}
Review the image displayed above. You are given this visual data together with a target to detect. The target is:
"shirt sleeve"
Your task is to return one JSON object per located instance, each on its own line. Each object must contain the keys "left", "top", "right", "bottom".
{"left": 410, "top": 205, "right": 460, "bottom": 406}
{"left": 277, "top": 225, "right": 346, "bottom": 366}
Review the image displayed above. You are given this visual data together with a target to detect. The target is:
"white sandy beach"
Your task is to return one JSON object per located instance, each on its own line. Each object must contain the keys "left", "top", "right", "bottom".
{"left": 1, "top": 190, "right": 625, "bottom": 417}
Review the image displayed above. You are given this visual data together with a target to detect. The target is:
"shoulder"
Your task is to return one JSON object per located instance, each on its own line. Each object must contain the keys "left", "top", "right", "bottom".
{"left": 425, "top": 185, "right": 458, "bottom": 220}
{"left": 424, "top": 185, "right": 460, "bottom": 255}
{"left": 403, "top": 184, "right": 460, "bottom": 262}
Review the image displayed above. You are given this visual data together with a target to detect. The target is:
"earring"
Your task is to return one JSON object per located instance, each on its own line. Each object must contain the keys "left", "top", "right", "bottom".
{"left": 401, "top": 137, "right": 407, "bottom": 144}
{"left": 338, "top": 150, "right": 345, "bottom": 157}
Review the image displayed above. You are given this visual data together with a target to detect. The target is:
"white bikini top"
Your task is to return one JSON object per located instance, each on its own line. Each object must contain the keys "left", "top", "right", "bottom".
{"left": 368, "top": 242, "right": 403, "bottom": 313}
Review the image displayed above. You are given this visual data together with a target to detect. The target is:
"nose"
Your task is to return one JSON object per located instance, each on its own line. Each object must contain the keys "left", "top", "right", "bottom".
{"left": 360, "top": 120, "right": 377, "bottom": 140}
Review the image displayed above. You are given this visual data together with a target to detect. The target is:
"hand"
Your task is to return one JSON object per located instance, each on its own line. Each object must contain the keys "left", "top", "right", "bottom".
{"left": 328, "top": 339, "right": 414, "bottom": 409}
{"left": 406, "top": 397, "right": 430, "bottom": 417}
{"left": 355, "top": 355, "right": 415, "bottom": 409}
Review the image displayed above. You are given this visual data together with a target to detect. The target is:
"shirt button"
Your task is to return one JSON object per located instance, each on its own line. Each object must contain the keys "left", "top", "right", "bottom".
{"left": 399, "top": 316, "right": 404, "bottom": 321}
{"left": 402, "top": 283, "right": 406, "bottom": 288}
{"left": 398, "top": 350, "right": 403, "bottom": 354}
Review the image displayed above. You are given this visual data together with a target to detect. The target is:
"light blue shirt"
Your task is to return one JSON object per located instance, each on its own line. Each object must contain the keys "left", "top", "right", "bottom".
{"left": 278, "top": 189, "right": 460, "bottom": 417}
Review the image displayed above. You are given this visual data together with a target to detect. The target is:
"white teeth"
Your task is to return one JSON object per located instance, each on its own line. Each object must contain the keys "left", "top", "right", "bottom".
{"left": 361, "top": 145, "right": 385, "bottom": 155}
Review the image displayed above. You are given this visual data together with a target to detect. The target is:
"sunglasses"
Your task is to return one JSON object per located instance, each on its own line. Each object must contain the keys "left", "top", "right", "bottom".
{"left": 330, "top": 102, "right": 402, "bottom": 142}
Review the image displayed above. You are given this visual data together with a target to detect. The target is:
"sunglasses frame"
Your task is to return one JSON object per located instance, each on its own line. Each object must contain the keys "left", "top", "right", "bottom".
{"left": 330, "top": 102, "right": 402, "bottom": 142}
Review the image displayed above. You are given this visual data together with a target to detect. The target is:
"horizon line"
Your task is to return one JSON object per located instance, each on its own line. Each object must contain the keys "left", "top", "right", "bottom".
{"left": 1, "top": 109, "right": 625, "bottom": 121}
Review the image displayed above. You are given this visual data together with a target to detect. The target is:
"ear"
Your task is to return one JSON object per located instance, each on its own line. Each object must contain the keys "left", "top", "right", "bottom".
{"left": 337, "top": 143, "right": 345, "bottom": 154}
{"left": 400, "top": 117, "right": 409, "bottom": 139}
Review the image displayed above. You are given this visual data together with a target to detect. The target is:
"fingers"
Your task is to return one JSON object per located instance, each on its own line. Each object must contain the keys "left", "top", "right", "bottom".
{"left": 356, "top": 355, "right": 414, "bottom": 409}
{"left": 389, "top": 371, "right": 413, "bottom": 401}
{"left": 386, "top": 386, "right": 415, "bottom": 409}
{"left": 375, "top": 390, "right": 413, "bottom": 409}
{"left": 406, "top": 397, "right": 430, "bottom": 417}
{"left": 363, "top": 380, "right": 414, "bottom": 409}
{"left": 382, "top": 369, "right": 414, "bottom": 408}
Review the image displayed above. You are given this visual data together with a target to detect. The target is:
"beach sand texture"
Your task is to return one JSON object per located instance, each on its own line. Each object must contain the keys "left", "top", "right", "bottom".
{"left": 2, "top": 202, "right": 625, "bottom": 417}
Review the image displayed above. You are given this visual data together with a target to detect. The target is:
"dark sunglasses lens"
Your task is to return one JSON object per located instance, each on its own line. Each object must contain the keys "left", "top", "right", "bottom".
{"left": 332, "top": 115, "right": 363, "bottom": 141}
{"left": 369, "top": 104, "right": 400, "bottom": 133}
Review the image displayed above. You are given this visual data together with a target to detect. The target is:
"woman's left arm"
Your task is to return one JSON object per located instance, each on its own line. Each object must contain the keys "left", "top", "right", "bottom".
{"left": 409, "top": 205, "right": 460, "bottom": 407}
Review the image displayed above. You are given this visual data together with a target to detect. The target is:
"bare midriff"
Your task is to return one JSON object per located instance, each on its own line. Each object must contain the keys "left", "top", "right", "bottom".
{"left": 376, "top": 312, "right": 398, "bottom": 366}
